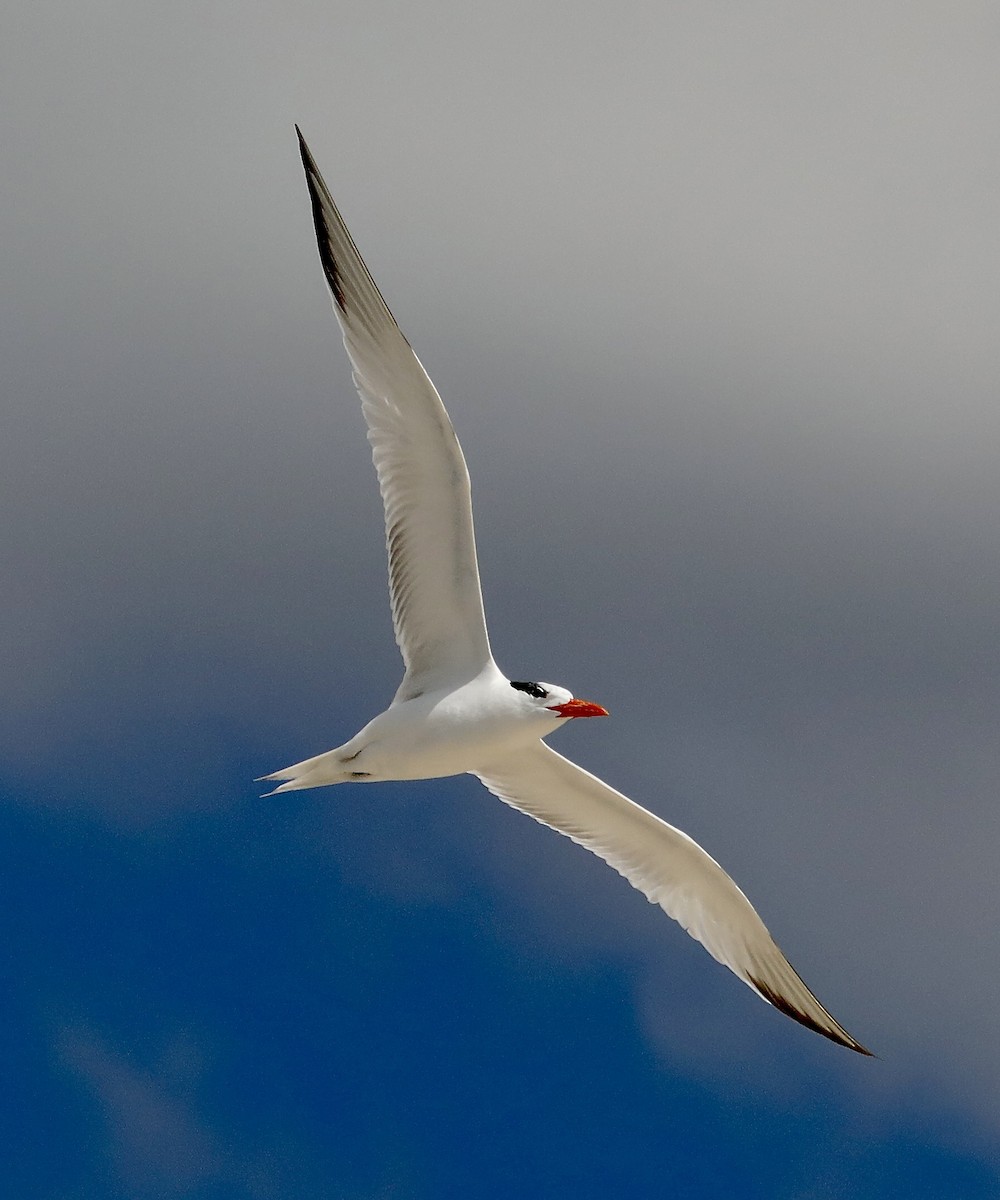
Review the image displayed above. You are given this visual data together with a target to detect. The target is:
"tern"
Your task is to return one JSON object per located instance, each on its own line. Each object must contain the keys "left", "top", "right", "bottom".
{"left": 262, "top": 128, "right": 871, "bottom": 1055}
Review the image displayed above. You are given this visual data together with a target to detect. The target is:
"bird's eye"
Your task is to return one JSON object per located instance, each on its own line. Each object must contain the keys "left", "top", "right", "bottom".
{"left": 511, "top": 680, "right": 548, "bottom": 700}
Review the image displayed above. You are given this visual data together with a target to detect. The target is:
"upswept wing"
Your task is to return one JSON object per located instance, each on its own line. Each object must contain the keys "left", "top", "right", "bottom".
{"left": 297, "top": 129, "right": 495, "bottom": 697}
{"left": 475, "top": 742, "right": 870, "bottom": 1054}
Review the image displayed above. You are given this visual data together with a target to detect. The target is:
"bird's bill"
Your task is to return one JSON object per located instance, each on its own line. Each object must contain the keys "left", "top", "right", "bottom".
{"left": 547, "top": 698, "right": 610, "bottom": 719}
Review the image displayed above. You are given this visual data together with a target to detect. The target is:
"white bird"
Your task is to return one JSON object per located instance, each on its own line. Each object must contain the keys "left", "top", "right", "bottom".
{"left": 262, "top": 128, "right": 872, "bottom": 1056}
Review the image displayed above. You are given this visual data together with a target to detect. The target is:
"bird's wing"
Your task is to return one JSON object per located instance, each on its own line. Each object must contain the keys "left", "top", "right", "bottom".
{"left": 474, "top": 741, "right": 870, "bottom": 1054}
{"left": 297, "top": 129, "right": 495, "bottom": 699}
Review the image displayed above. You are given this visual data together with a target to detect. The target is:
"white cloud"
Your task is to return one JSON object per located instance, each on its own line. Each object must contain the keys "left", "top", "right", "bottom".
{"left": 58, "top": 1026, "right": 223, "bottom": 1197}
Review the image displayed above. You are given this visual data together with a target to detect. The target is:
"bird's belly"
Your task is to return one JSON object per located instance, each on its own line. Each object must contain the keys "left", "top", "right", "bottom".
{"left": 352, "top": 704, "right": 538, "bottom": 782}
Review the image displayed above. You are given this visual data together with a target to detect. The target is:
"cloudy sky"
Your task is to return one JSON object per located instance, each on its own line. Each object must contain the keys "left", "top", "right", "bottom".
{"left": 6, "top": 2, "right": 1000, "bottom": 1195}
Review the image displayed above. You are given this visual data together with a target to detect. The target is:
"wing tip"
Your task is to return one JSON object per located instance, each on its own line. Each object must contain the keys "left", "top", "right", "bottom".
{"left": 294, "top": 124, "right": 318, "bottom": 175}
{"left": 748, "top": 973, "right": 874, "bottom": 1056}
{"left": 295, "top": 128, "right": 348, "bottom": 313}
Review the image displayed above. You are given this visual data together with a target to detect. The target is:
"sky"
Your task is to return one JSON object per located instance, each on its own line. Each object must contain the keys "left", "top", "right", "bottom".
{"left": 5, "top": 1, "right": 1000, "bottom": 1195}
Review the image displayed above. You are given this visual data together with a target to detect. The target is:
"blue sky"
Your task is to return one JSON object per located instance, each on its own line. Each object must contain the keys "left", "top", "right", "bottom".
{"left": 6, "top": 2, "right": 1000, "bottom": 1196}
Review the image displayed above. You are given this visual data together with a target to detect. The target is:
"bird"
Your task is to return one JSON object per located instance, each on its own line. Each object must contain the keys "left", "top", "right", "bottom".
{"left": 261, "top": 127, "right": 872, "bottom": 1056}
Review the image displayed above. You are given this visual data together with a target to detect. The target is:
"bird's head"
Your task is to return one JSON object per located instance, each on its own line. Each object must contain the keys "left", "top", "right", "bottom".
{"left": 509, "top": 679, "right": 609, "bottom": 721}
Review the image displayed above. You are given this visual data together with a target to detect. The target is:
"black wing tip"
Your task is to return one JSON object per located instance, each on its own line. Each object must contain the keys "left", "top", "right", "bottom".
{"left": 294, "top": 124, "right": 313, "bottom": 164}
{"left": 294, "top": 124, "right": 316, "bottom": 179}
{"left": 748, "top": 974, "right": 875, "bottom": 1057}
{"left": 295, "top": 126, "right": 323, "bottom": 186}
{"left": 294, "top": 127, "right": 348, "bottom": 313}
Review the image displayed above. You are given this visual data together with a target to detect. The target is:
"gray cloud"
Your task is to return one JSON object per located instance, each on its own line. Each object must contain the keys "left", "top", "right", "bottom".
{"left": 7, "top": 0, "right": 1000, "bottom": 1161}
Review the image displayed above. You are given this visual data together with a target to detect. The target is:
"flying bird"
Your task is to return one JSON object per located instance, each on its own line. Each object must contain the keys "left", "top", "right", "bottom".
{"left": 262, "top": 128, "right": 871, "bottom": 1056}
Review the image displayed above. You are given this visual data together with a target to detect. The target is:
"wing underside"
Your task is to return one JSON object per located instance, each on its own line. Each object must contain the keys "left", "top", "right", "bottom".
{"left": 297, "top": 129, "right": 495, "bottom": 697}
{"left": 475, "top": 742, "right": 871, "bottom": 1054}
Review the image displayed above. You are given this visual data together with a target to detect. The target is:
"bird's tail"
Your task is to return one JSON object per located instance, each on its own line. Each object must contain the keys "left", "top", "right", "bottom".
{"left": 255, "top": 746, "right": 357, "bottom": 796}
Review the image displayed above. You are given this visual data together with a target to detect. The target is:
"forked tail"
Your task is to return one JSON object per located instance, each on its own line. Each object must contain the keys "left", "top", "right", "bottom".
{"left": 255, "top": 746, "right": 359, "bottom": 796}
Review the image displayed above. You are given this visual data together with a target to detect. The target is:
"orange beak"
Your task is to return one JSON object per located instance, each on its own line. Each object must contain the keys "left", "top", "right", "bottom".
{"left": 547, "top": 698, "right": 609, "bottom": 719}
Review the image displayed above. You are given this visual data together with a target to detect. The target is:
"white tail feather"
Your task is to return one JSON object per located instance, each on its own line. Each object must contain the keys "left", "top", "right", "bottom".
{"left": 256, "top": 746, "right": 359, "bottom": 796}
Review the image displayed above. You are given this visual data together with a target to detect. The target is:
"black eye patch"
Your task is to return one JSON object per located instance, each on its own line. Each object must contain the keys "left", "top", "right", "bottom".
{"left": 510, "top": 680, "right": 548, "bottom": 700}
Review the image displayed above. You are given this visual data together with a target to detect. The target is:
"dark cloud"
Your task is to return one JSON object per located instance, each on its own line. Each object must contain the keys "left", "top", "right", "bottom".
{"left": 7, "top": 1, "right": 1000, "bottom": 1192}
